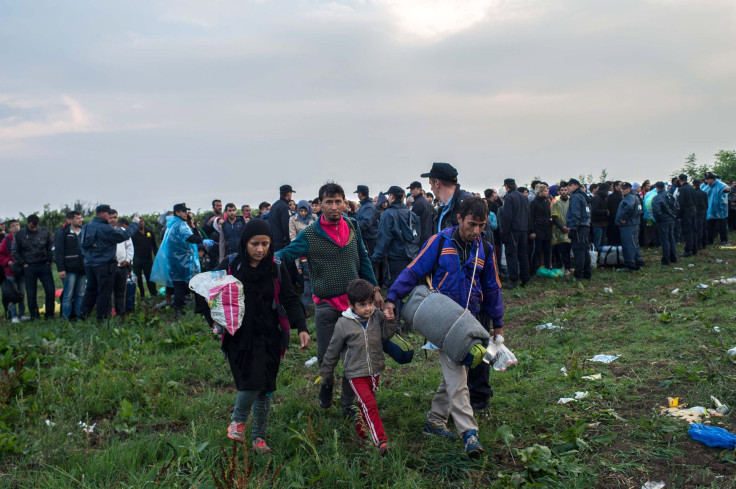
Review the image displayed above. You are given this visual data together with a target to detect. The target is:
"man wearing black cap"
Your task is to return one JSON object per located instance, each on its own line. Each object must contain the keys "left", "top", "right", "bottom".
{"left": 408, "top": 181, "right": 434, "bottom": 247}
{"left": 565, "top": 179, "right": 593, "bottom": 279}
{"left": 501, "top": 178, "right": 530, "bottom": 288}
{"left": 421, "top": 162, "right": 473, "bottom": 234}
{"left": 79, "top": 204, "right": 140, "bottom": 320}
{"left": 615, "top": 183, "right": 644, "bottom": 271}
{"left": 676, "top": 174, "right": 698, "bottom": 256}
{"left": 652, "top": 181, "right": 679, "bottom": 265}
{"left": 371, "top": 186, "right": 419, "bottom": 288}
{"left": 354, "top": 185, "right": 379, "bottom": 255}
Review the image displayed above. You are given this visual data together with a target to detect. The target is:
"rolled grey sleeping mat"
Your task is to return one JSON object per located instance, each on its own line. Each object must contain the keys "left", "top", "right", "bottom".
{"left": 402, "top": 285, "right": 490, "bottom": 362}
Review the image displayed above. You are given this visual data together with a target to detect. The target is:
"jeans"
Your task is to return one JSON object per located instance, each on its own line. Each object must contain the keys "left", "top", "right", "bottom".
{"left": 592, "top": 226, "right": 607, "bottom": 249}
{"left": 24, "top": 263, "right": 55, "bottom": 319}
{"left": 232, "top": 390, "right": 272, "bottom": 440}
{"left": 133, "top": 258, "right": 157, "bottom": 297}
{"left": 503, "top": 230, "right": 530, "bottom": 284}
{"left": 571, "top": 226, "right": 592, "bottom": 279}
{"left": 82, "top": 262, "right": 115, "bottom": 320}
{"left": 657, "top": 220, "right": 677, "bottom": 264}
{"left": 315, "top": 301, "right": 356, "bottom": 414}
{"left": 61, "top": 272, "right": 86, "bottom": 319}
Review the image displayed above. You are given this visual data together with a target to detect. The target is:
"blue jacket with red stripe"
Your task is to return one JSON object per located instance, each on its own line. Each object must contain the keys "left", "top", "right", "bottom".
{"left": 386, "top": 226, "right": 504, "bottom": 327}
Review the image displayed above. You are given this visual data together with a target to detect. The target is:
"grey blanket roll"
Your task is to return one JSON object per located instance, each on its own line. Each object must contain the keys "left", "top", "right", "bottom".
{"left": 402, "top": 285, "right": 490, "bottom": 362}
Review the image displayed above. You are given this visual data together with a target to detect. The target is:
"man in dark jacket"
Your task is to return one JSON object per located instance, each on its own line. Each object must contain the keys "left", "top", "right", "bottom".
{"left": 371, "top": 186, "right": 417, "bottom": 288}
{"left": 590, "top": 183, "right": 610, "bottom": 249}
{"left": 615, "top": 183, "right": 644, "bottom": 271}
{"left": 270, "top": 185, "right": 295, "bottom": 251}
{"left": 566, "top": 179, "right": 592, "bottom": 279}
{"left": 529, "top": 184, "right": 552, "bottom": 270}
{"left": 354, "top": 185, "right": 379, "bottom": 255}
{"left": 676, "top": 174, "right": 698, "bottom": 256}
{"left": 652, "top": 181, "right": 679, "bottom": 265}
{"left": 79, "top": 204, "right": 140, "bottom": 320}
{"left": 408, "top": 181, "right": 434, "bottom": 248}
{"left": 421, "top": 162, "right": 473, "bottom": 234}
{"left": 202, "top": 199, "right": 223, "bottom": 262}
{"left": 55, "top": 211, "right": 85, "bottom": 320}
{"left": 218, "top": 203, "right": 245, "bottom": 260}
{"left": 501, "top": 178, "right": 530, "bottom": 288}
{"left": 607, "top": 181, "right": 623, "bottom": 245}
{"left": 693, "top": 179, "right": 709, "bottom": 250}
{"left": 131, "top": 218, "right": 158, "bottom": 298}
{"left": 12, "top": 214, "right": 55, "bottom": 320}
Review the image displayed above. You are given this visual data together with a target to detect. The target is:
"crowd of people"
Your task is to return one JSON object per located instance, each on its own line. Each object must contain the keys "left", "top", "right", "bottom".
{"left": 0, "top": 162, "right": 734, "bottom": 456}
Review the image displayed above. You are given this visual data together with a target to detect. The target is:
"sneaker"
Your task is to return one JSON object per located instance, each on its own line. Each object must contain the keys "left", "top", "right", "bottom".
{"left": 11, "top": 318, "right": 20, "bottom": 324}
{"left": 463, "top": 430, "right": 484, "bottom": 456}
{"left": 378, "top": 441, "right": 388, "bottom": 457}
{"left": 318, "top": 383, "right": 333, "bottom": 409}
{"left": 252, "top": 437, "right": 272, "bottom": 454}
{"left": 227, "top": 421, "right": 246, "bottom": 441}
{"left": 20, "top": 315, "right": 30, "bottom": 322}
{"left": 423, "top": 421, "right": 457, "bottom": 441}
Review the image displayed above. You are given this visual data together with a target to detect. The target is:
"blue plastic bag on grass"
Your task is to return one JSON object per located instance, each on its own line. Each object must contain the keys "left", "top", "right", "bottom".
{"left": 688, "top": 423, "right": 736, "bottom": 449}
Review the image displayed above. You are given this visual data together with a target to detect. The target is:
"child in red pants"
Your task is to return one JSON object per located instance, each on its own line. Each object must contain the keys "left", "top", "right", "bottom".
{"left": 319, "top": 279, "right": 398, "bottom": 455}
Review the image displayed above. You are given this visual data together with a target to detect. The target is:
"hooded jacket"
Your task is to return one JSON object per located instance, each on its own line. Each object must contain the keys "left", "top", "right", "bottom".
{"left": 289, "top": 200, "right": 315, "bottom": 241}
{"left": 371, "top": 201, "right": 417, "bottom": 262}
{"left": 319, "top": 307, "right": 397, "bottom": 384}
{"left": 386, "top": 225, "right": 503, "bottom": 327}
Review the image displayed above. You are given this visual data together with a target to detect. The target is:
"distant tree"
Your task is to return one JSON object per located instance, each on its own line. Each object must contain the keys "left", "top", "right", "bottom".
{"left": 712, "top": 150, "right": 736, "bottom": 181}
{"left": 599, "top": 168, "right": 608, "bottom": 182}
{"left": 577, "top": 173, "right": 593, "bottom": 184}
{"left": 672, "top": 153, "right": 711, "bottom": 181}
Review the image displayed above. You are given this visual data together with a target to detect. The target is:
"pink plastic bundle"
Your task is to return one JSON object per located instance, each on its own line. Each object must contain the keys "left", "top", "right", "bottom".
{"left": 189, "top": 271, "right": 245, "bottom": 335}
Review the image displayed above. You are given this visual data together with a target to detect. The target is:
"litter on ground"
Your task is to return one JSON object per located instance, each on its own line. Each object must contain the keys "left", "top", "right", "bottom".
{"left": 582, "top": 373, "right": 602, "bottom": 380}
{"left": 558, "top": 391, "right": 589, "bottom": 404}
{"left": 727, "top": 347, "right": 736, "bottom": 357}
{"left": 78, "top": 421, "right": 96, "bottom": 434}
{"left": 534, "top": 323, "right": 563, "bottom": 330}
{"left": 558, "top": 397, "right": 574, "bottom": 404}
{"left": 697, "top": 283, "right": 709, "bottom": 289}
{"left": 714, "top": 326, "right": 721, "bottom": 333}
{"left": 642, "top": 482, "right": 665, "bottom": 489}
{"left": 44, "top": 420, "right": 56, "bottom": 428}
{"left": 422, "top": 342, "right": 439, "bottom": 350}
{"left": 688, "top": 424, "right": 736, "bottom": 449}
{"left": 603, "top": 287, "right": 613, "bottom": 294}
{"left": 589, "top": 354, "right": 620, "bottom": 363}
{"left": 670, "top": 288, "right": 679, "bottom": 294}
{"left": 712, "top": 278, "right": 736, "bottom": 285}
{"left": 673, "top": 267, "right": 684, "bottom": 271}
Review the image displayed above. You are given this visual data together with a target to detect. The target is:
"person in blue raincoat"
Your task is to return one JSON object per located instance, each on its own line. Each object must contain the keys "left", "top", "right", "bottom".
{"left": 151, "top": 203, "right": 214, "bottom": 314}
{"left": 701, "top": 173, "right": 731, "bottom": 246}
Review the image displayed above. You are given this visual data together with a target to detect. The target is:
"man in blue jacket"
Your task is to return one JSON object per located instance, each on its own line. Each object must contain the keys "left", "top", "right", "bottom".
{"left": 565, "top": 178, "right": 592, "bottom": 279}
{"left": 371, "top": 185, "right": 417, "bottom": 288}
{"left": 615, "top": 183, "right": 644, "bottom": 271}
{"left": 701, "top": 172, "right": 731, "bottom": 246}
{"left": 652, "top": 181, "right": 679, "bottom": 265}
{"left": 383, "top": 197, "right": 503, "bottom": 456}
{"left": 79, "top": 204, "right": 140, "bottom": 320}
{"left": 354, "top": 185, "right": 379, "bottom": 255}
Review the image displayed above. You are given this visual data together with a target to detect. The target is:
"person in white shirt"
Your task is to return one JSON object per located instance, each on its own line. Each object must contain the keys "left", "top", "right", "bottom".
{"left": 109, "top": 211, "right": 134, "bottom": 317}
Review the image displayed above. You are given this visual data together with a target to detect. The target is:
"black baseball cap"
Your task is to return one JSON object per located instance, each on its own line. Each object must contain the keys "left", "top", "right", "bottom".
{"left": 503, "top": 178, "right": 516, "bottom": 186}
{"left": 96, "top": 204, "right": 112, "bottom": 214}
{"left": 420, "top": 162, "right": 458, "bottom": 181}
{"left": 407, "top": 181, "right": 422, "bottom": 190}
{"left": 280, "top": 184, "right": 295, "bottom": 193}
{"left": 173, "top": 203, "right": 191, "bottom": 213}
{"left": 620, "top": 182, "right": 632, "bottom": 189}
{"left": 354, "top": 185, "right": 369, "bottom": 195}
{"left": 385, "top": 185, "right": 405, "bottom": 196}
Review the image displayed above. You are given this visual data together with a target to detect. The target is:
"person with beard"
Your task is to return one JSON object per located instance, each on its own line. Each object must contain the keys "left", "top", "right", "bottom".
{"left": 205, "top": 219, "right": 309, "bottom": 453}
{"left": 551, "top": 182, "right": 572, "bottom": 272}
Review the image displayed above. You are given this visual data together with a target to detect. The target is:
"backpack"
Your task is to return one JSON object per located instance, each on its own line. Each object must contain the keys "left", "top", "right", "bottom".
{"left": 401, "top": 210, "right": 422, "bottom": 259}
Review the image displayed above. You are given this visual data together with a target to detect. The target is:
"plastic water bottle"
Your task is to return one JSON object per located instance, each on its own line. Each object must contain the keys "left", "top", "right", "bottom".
{"left": 305, "top": 356, "right": 318, "bottom": 367}
{"left": 483, "top": 336, "right": 504, "bottom": 364}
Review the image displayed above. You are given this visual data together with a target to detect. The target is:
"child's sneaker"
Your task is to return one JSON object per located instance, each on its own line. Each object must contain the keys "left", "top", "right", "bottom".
{"left": 227, "top": 421, "right": 246, "bottom": 441}
{"left": 252, "top": 437, "right": 272, "bottom": 454}
{"left": 318, "top": 382, "right": 333, "bottom": 408}
{"left": 423, "top": 421, "right": 457, "bottom": 441}
{"left": 463, "top": 429, "right": 484, "bottom": 456}
{"left": 378, "top": 441, "right": 388, "bottom": 457}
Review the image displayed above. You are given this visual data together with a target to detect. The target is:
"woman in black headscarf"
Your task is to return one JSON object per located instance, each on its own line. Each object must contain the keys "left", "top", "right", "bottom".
{"left": 206, "top": 219, "right": 309, "bottom": 453}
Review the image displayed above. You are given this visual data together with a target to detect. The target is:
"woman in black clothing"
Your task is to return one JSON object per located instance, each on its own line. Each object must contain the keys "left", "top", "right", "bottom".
{"left": 529, "top": 184, "right": 553, "bottom": 270}
{"left": 207, "top": 219, "right": 310, "bottom": 453}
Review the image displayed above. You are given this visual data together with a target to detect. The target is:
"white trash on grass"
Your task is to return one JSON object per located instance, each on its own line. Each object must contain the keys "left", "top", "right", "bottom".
{"left": 727, "top": 347, "right": 736, "bottom": 357}
{"left": 670, "top": 288, "right": 679, "bottom": 294}
{"left": 558, "top": 391, "right": 589, "bottom": 404}
{"left": 582, "top": 373, "right": 602, "bottom": 380}
{"left": 534, "top": 323, "right": 563, "bottom": 331}
{"left": 44, "top": 420, "right": 56, "bottom": 428}
{"left": 588, "top": 354, "right": 620, "bottom": 363}
{"left": 642, "top": 482, "right": 665, "bottom": 489}
{"left": 78, "top": 421, "right": 96, "bottom": 434}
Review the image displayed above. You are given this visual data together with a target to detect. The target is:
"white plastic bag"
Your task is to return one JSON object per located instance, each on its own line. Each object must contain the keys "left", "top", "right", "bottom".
{"left": 483, "top": 335, "right": 518, "bottom": 372}
{"left": 189, "top": 271, "right": 245, "bottom": 335}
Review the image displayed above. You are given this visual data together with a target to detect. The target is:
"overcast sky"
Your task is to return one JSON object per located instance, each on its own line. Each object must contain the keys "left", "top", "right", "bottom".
{"left": 2, "top": 0, "right": 735, "bottom": 217}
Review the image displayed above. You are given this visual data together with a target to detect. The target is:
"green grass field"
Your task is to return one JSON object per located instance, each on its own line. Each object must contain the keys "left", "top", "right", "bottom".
{"left": 1, "top": 244, "right": 735, "bottom": 488}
